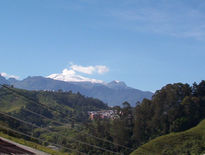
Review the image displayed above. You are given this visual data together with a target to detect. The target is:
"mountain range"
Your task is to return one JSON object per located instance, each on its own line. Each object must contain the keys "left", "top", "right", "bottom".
{"left": 0, "top": 75, "right": 153, "bottom": 106}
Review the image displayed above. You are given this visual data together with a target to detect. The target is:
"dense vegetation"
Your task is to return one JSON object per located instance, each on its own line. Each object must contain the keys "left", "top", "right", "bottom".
{"left": 0, "top": 85, "right": 108, "bottom": 123}
{"left": 0, "top": 85, "right": 109, "bottom": 154}
{"left": 0, "top": 80, "right": 205, "bottom": 154}
{"left": 131, "top": 119, "right": 205, "bottom": 155}
{"left": 77, "top": 81, "right": 205, "bottom": 154}
{"left": 132, "top": 81, "right": 205, "bottom": 146}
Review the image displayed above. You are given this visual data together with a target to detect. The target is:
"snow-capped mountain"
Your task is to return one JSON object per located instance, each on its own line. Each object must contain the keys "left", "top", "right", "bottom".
{"left": 0, "top": 75, "right": 153, "bottom": 107}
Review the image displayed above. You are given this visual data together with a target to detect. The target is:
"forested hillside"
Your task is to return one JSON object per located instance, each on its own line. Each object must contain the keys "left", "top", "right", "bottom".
{"left": 0, "top": 85, "right": 108, "bottom": 123}
{"left": 78, "top": 81, "right": 205, "bottom": 154}
{"left": 0, "top": 80, "right": 205, "bottom": 154}
{"left": 0, "top": 85, "right": 110, "bottom": 154}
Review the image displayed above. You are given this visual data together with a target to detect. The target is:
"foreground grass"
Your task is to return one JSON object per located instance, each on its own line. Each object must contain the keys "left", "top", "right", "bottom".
{"left": 131, "top": 119, "right": 205, "bottom": 155}
{"left": 0, "top": 132, "right": 68, "bottom": 155}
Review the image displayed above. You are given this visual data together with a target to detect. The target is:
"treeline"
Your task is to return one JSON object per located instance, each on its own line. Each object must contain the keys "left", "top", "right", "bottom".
{"left": 133, "top": 81, "right": 205, "bottom": 146}
{"left": 76, "top": 81, "right": 205, "bottom": 154}
{"left": 1, "top": 81, "right": 205, "bottom": 154}
{"left": 0, "top": 86, "right": 108, "bottom": 127}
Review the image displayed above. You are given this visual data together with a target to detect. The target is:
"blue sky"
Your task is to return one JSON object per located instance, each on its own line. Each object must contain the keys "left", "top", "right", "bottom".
{"left": 1, "top": 0, "right": 205, "bottom": 92}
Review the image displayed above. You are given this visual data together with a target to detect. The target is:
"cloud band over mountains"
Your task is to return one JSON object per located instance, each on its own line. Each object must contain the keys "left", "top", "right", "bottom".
{"left": 47, "top": 64, "right": 109, "bottom": 83}
{"left": 0, "top": 72, "right": 19, "bottom": 79}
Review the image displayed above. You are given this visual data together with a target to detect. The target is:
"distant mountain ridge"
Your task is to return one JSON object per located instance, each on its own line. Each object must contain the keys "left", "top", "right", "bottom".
{"left": 0, "top": 75, "right": 153, "bottom": 106}
{"left": 0, "top": 76, "right": 9, "bottom": 85}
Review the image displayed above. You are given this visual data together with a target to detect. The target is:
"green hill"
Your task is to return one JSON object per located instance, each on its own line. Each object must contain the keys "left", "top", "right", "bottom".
{"left": 0, "top": 85, "right": 108, "bottom": 124}
{"left": 131, "top": 119, "right": 205, "bottom": 155}
{"left": 0, "top": 85, "right": 109, "bottom": 154}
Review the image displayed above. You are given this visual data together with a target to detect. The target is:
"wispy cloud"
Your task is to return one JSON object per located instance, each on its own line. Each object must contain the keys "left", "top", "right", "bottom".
{"left": 1, "top": 72, "right": 19, "bottom": 79}
{"left": 95, "top": 65, "right": 109, "bottom": 74}
{"left": 110, "top": 0, "right": 205, "bottom": 39}
{"left": 47, "top": 64, "right": 109, "bottom": 83}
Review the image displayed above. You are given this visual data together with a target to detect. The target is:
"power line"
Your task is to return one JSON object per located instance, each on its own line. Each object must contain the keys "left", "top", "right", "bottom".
{"left": 0, "top": 111, "right": 87, "bottom": 154}
{"left": 0, "top": 84, "right": 154, "bottom": 154}
{"left": 0, "top": 124, "right": 87, "bottom": 155}
{"left": 23, "top": 107, "right": 133, "bottom": 152}
{"left": 0, "top": 85, "right": 123, "bottom": 154}
{"left": 0, "top": 84, "right": 134, "bottom": 151}
{"left": 1, "top": 113, "right": 152, "bottom": 155}
{"left": 19, "top": 108, "right": 123, "bottom": 154}
{"left": 0, "top": 110, "right": 121, "bottom": 155}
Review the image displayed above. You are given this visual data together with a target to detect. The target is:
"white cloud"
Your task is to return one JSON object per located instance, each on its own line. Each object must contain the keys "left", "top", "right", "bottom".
{"left": 70, "top": 64, "right": 109, "bottom": 75}
{"left": 47, "top": 64, "right": 110, "bottom": 83}
{"left": 1, "top": 72, "right": 19, "bottom": 79}
{"left": 70, "top": 65, "right": 95, "bottom": 74}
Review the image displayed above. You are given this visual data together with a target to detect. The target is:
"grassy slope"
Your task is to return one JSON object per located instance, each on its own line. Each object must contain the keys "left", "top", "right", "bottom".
{"left": 0, "top": 93, "right": 26, "bottom": 112}
{"left": 0, "top": 132, "right": 68, "bottom": 155}
{"left": 131, "top": 119, "right": 205, "bottom": 155}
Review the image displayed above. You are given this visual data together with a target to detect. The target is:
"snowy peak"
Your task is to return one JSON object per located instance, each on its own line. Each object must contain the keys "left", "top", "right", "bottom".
{"left": 1, "top": 76, "right": 153, "bottom": 106}
{"left": 47, "top": 69, "right": 104, "bottom": 84}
